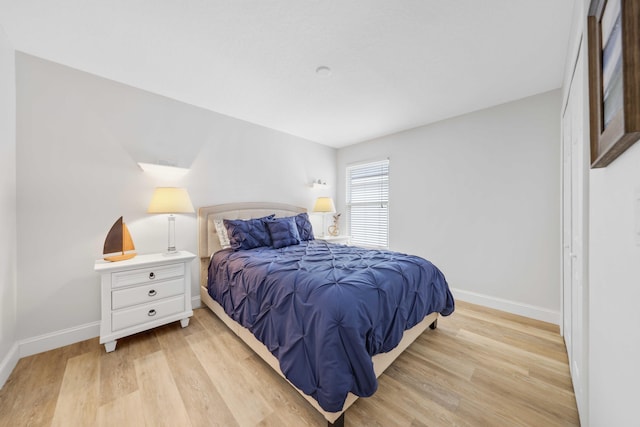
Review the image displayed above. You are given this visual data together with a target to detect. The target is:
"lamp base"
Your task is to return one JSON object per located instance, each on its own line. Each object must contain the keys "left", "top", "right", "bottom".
{"left": 164, "top": 215, "right": 179, "bottom": 256}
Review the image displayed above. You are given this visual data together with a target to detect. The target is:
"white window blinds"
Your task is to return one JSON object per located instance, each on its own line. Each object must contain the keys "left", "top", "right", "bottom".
{"left": 346, "top": 159, "right": 389, "bottom": 248}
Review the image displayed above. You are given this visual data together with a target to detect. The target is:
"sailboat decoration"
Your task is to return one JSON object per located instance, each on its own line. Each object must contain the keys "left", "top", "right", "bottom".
{"left": 103, "top": 216, "right": 137, "bottom": 262}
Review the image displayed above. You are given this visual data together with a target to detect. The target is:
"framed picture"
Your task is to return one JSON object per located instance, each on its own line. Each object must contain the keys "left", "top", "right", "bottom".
{"left": 587, "top": 0, "right": 640, "bottom": 168}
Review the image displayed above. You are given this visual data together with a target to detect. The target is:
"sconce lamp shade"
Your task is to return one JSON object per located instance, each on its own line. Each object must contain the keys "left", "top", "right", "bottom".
{"left": 313, "top": 197, "right": 336, "bottom": 213}
{"left": 147, "top": 187, "right": 195, "bottom": 214}
{"left": 138, "top": 162, "right": 190, "bottom": 179}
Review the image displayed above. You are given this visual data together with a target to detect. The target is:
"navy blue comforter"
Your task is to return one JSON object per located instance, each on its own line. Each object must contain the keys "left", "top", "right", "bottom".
{"left": 207, "top": 240, "right": 454, "bottom": 412}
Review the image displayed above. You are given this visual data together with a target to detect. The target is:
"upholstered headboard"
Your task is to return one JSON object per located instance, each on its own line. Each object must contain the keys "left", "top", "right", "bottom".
{"left": 197, "top": 202, "right": 307, "bottom": 286}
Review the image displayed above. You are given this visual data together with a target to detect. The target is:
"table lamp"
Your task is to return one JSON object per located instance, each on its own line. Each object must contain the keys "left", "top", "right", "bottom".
{"left": 313, "top": 197, "right": 336, "bottom": 237}
{"left": 147, "top": 187, "right": 195, "bottom": 254}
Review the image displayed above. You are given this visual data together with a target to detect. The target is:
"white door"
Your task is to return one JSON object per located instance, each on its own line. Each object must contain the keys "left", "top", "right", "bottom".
{"left": 562, "top": 41, "right": 587, "bottom": 420}
{"left": 562, "top": 102, "right": 573, "bottom": 360}
{"left": 571, "top": 51, "right": 586, "bottom": 415}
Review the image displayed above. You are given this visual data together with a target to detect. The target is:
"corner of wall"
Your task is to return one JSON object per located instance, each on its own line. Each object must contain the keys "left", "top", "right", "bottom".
{"left": 0, "top": 23, "right": 18, "bottom": 389}
{"left": 0, "top": 343, "right": 19, "bottom": 388}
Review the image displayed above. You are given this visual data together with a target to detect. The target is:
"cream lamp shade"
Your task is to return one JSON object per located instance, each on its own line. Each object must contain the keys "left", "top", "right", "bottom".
{"left": 312, "top": 197, "right": 336, "bottom": 237}
{"left": 147, "top": 187, "right": 194, "bottom": 254}
{"left": 313, "top": 197, "right": 336, "bottom": 213}
{"left": 147, "top": 187, "right": 195, "bottom": 214}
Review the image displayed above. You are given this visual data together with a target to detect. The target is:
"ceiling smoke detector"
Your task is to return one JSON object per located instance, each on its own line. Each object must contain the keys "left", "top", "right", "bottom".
{"left": 315, "top": 66, "right": 332, "bottom": 77}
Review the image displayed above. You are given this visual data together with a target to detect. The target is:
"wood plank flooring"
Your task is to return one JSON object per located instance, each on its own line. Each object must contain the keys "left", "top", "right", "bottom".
{"left": 0, "top": 301, "right": 580, "bottom": 426}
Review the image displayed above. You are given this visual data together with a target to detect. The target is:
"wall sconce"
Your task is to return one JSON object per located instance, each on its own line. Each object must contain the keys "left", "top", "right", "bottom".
{"left": 309, "top": 179, "right": 329, "bottom": 189}
{"left": 138, "top": 162, "right": 189, "bottom": 179}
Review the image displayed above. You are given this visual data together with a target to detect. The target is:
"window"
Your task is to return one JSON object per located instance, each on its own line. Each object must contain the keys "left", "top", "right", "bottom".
{"left": 346, "top": 159, "right": 389, "bottom": 248}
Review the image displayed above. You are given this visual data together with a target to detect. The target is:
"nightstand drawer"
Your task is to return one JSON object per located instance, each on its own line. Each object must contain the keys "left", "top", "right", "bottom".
{"left": 111, "top": 263, "right": 184, "bottom": 288}
{"left": 111, "top": 278, "right": 185, "bottom": 310}
{"left": 112, "top": 295, "right": 185, "bottom": 331}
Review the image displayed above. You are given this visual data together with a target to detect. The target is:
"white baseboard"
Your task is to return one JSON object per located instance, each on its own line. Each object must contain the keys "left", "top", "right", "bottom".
{"left": 0, "top": 342, "right": 19, "bottom": 389}
{"left": 17, "top": 296, "right": 202, "bottom": 360}
{"left": 2, "top": 298, "right": 205, "bottom": 388}
{"left": 192, "top": 295, "right": 202, "bottom": 309}
{"left": 18, "top": 321, "right": 100, "bottom": 359}
{"left": 451, "top": 287, "right": 560, "bottom": 325}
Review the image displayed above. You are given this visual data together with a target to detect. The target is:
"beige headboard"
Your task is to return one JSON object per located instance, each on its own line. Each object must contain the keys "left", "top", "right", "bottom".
{"left": 197, "top": 202, "right": 307, "bottom": 286}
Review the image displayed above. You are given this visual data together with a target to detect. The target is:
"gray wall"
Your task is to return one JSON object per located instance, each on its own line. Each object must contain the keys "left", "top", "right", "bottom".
{"left": 0, "top": 25, "right": 17, "bottom": 385}
{"left": 584, "top": 44, "right": 640, "bottom": 427}
{"left": 589, "top": 141, "right": 640, "bottom": 426}
{"left": 15, "top": 53, "right": 336, "bottom": 346}
{"left": 338, "top": 90, "right": 562, "bottom": 322}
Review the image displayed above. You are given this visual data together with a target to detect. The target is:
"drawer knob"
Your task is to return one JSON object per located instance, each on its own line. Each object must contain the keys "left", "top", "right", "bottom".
{"left": 148, "top": 289, "right": 157, "bottom": 297}
{"left": 149, "top": 272, "right": 155, "bottom": 279}
{"left": 148, "top": 309, "right": 157, "bottom": 317}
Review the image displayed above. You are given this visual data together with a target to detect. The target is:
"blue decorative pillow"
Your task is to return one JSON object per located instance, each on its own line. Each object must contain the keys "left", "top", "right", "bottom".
{"left": 293, "top": 212, "right": 315, "bottom": 241}
{"left": 266, "top": 217, "right": 301, "bottom": 249}
{"left": 223, "top": 215, "right": 275, "bottom": 250}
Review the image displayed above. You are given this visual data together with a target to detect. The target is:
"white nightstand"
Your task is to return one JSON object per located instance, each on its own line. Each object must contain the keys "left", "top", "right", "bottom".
{"left": 316, "top": 235, "right": 351, "bottom": 245}
{"left": 94, "top": 251, "right": 196, "bottom": 352}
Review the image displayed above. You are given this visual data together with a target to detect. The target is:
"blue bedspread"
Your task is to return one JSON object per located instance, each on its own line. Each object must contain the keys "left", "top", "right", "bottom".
{"left": 207, "top": 240, "right": 454, "bottom": 412}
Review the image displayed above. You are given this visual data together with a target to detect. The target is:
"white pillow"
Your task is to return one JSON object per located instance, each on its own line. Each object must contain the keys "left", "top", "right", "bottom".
{"left": 214, "top": 219, "right": 231, "bottom": 249}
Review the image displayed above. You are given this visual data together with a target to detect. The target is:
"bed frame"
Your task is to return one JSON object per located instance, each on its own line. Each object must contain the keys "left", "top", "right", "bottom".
{"left": 197, "top": 202, "right": 438, "bottom": 426}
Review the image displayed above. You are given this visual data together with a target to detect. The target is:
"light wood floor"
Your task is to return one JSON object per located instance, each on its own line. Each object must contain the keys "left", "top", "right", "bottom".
{"left": 0, "top": 301, "right": 580, "bottom": 426}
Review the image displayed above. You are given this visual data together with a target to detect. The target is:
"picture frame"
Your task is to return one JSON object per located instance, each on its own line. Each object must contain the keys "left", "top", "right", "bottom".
{"left": 587, "top": 0, "right": 640, "bottom": 168}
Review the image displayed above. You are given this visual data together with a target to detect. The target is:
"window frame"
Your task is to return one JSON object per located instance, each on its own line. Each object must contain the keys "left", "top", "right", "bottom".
{"left": 345, "top": 159, "right": 390, "bottom": 249}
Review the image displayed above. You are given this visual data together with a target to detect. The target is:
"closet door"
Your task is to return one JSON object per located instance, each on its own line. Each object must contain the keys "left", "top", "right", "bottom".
{"left": 562, "top": 40, "right": 587, "bottom": 422}
{"left": 562, "top": 97, "right": 573, "bottom": 360}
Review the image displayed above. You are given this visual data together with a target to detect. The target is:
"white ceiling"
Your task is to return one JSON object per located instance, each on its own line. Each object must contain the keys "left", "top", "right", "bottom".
{"left": 0, "top": 0, "right": 576, "bottom": 147}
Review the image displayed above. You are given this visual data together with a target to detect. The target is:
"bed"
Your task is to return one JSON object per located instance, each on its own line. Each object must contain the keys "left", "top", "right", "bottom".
{"left": 197, "top": 202, "right": 454, "bottom": 426}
